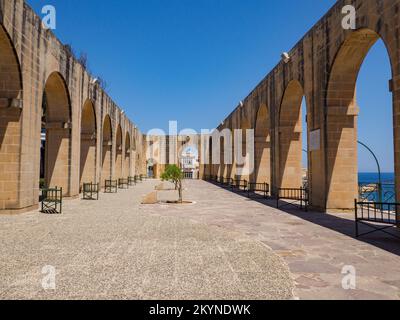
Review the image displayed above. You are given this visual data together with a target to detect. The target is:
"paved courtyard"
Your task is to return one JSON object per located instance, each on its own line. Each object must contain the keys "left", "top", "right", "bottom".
{"left": 153, "top": 180, "right": 400, "bottom": 300}
{"left": 1, "top": 179, "right": 399, "bottom": 300}
{"left": 0, "top": 180, "right": 293, "bottom": 300}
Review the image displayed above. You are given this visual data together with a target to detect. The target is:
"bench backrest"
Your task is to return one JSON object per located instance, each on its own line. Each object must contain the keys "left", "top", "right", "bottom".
{"left": 42, "top": 187, "right": 62, "bottom": 201}
{"left": 83, "top": 183, "right": 99, "bottom": 192}
{"left": 105, "top": 180, "right": 117, "bottom": 187}
{"left": 248, "top": 182, "right": 269, "bottom": 192}
{"left": 355, "top": 200, "right": 399, "bottom": 225}
{"left": 278, "top": 188, "right": 308, "bottom": 201}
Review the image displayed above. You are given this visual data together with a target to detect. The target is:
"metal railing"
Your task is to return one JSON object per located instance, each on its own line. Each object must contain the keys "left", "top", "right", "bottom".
{"left": 183, "top": 172, "right": 194, "bottom": 180}
{"left": 277, "top": 188, "right": 309, "bottom": 211}
{"left": 247, "top": 182, "right": 269, "bottom": 199}
{"left": 355, "top": 200, "right": 400, "bottom": 239}
{"left": 358, "top": 183, "right": 395, "bottom": 203}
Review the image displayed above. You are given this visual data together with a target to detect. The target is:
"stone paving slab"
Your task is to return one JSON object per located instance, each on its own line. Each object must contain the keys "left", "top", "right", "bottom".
{"left": 147, "top": 180, "right": 400, "bottom": 300}
{"left": 0, "top": 180, "right": 293, "bottom": 300}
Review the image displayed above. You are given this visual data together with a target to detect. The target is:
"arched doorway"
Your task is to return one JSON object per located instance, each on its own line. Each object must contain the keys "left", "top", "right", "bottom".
{"left": 326, "top": 29, "right": 394, "bottom": 210}
{"left": 147, "top": 158, "right": 156, "bottom": 178}
{"left": 179, "top": 145, "right": 199, "bottom": 179}
{"left": 278, "top": 80, "right": 305, "bottom": 190}
{"left": 0, "top": 25, "right": 23, "bottom": 210}
{"left": 41, "top": 72, "right": 72, "bottom": 195}
{"left": 115, "top": 125, "right": 123, "bottom": 179}
{"left": 254, "top": 104, "right": 271, "bottom": 185}
{"left": 80, "top": 100, "right": 97, "bottom": 188}
{"left": 124, "top": 132, "right": 131, "bottom": 177}
{"left": 101, "top": 115, "right": 113, "bottom": 183}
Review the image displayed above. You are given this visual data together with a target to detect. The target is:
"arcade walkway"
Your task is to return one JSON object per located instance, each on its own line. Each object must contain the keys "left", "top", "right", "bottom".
{"left": 1, "top": 180, "right": 399, "bottom": 300}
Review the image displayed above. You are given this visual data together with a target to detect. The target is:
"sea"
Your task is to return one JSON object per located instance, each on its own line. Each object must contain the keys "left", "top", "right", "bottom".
{"left": 358, "top": 172, "right": 395, "bottom": 202}
{"left": 358, "top": 172, "right": 395, "bottom": 184}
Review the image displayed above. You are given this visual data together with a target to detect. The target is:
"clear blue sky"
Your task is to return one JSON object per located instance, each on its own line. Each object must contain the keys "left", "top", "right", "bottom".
{"left": 28, "top": 0, "right": 393, "bottom": 172}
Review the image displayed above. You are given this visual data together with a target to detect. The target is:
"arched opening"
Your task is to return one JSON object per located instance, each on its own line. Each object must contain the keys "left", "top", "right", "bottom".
{"left": 101, "top": 115, "right": 113, "bottom": 183}
{"left": 132, "top": 132, "right": 137, "bottom": 176}
{"left": 236, "top": 118, "right": 252, "bottom": 181}
{"left": 326, "top": 29, "right": 394, "bottom": 210}
{"left": 278, "top": 80, "right": 305, "bottom": 190}
{"left": 41, "top": 72, "right": 72, "bottom": 195}
{"left": 208, "top": 137, "right": 213, "bottom": 176}
{"left": 179, "top": 145, "right": 199, "bottom": 179}
{"left": 254, "top": 105, "right": 271, "bottom": 184}
{"left": 115, "top": 125, "right": 123, "bottom": 179}
{"left": 124, "top": 132, "right": 131, "bottom": 177}
{"left": 0, "top": 25, "right": 23, "bottom": 210}
{"left": 80, "top": 100, "right": 97, "bottom": 188}
{"left": 147, "top": 158, "right": 156, "bottom": 178}
{"left": 227, "top": 128, "right": 235, "bottom": 180}
{"left": 217, "top": 135, "right": 225, "bottom": 180}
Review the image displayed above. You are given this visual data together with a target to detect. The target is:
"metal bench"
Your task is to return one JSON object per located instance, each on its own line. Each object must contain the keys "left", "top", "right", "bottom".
{"left": 277, "top": 188, "right": 309, "bottom": 211}
{"left": 118, "top": 178, "right": 129, "bottom": 189}
{"left": 104, "top": 179, "right": 118, "bottom": 193}
{"left": 128, "top": 176, "right": 137, "bottom": 186}
{"left": 231, "top": 179, "right": 248, "bottom": 191}
{"left": 41, "top": 187, "right": 62, "bottom": 214}
{"left": 136, "top": 175, "right": 142, "bottom": 183}
{"left": 82, "top": 183, "right": 99, "bottom": 200}
{"left": 355, "top": 200, "right": 400, "bottom": 239}
{"left": 222, "top": 177, "right": 232, "bottom": 186}
{"left": 247, "top": 182, "right": 269, "bottom": 199}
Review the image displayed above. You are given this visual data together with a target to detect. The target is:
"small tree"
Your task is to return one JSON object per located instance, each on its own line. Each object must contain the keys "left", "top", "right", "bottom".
{"left": 161, "top": 165, "right": 184, "bottom": 203}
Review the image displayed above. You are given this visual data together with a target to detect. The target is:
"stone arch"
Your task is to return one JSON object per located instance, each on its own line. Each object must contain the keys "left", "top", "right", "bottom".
{"left": 41, "top": 71, "right": 72, "bottom": 195}
{"left": 235, "top": 117, "right": 252, "bottom": 181}
{"left": 115, "top": 125, "right": 123, "bottom": 179}
{"left": 325, "top": 28, "right": 394, "bottom": 210}
{"left": 79, "top": 99, "right": 97, "bottom": 188}
{"left": 207, "top": 136, "right": 213, "bottom": 176}
{"left": 254, "top": 104, "right": 271, "bottom": 185}
{"left": 278, "top": 80, "right": 305, "bottom": 189}
{"left": 101, "top": 115, "right": 113, "bottom": 183}
{"left": 124, "top": 131, "right": 131, "bottom": 177}
{"left": 0, "top": 25, "right": 23, "bottom": 211}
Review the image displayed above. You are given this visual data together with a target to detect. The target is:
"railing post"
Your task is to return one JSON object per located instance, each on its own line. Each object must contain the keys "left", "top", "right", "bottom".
{"left": 354, "top": 199, "right": 359, "bottom": 237}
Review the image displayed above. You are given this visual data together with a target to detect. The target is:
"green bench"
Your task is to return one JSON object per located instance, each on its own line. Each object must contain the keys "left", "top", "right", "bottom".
{"left": 118, "top": 178, "right": 129, "bottom": 189}
{"left": 41, "top": 187, "right": 63, "bottom": 214}
{"left": 231, "top": 179, "right": 248, "bottom": 191}
{"left": 247, "top": 182, "right": 269, "bottom": 199}
{"left": 82, "top": 183, "right": 99, "bottom": 200}
{"left": 104, "top": 179, "right": 118, "bottom": 193}
{"left": 277, "top": 188, "right": 308, "bottom": 211}
{"left": 128, "top": 176, "right": 137, "bottom": 186}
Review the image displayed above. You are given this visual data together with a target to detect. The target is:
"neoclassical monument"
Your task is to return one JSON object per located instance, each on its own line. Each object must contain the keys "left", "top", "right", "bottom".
{"left": 0, "top": 1, "right": 146, "bottom": 214}
{"left": 202, "top": 0, "right": 400, "bottom": 212}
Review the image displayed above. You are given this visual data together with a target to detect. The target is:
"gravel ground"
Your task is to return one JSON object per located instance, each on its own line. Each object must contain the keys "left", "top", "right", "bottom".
{"left": 0, "top": 180, "right": 294, "bottom": 300}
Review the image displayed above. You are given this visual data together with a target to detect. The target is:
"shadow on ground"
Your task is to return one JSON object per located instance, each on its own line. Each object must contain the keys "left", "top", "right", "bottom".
{"left": 208, "top": 181, "right": 400, "bottom": 256}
